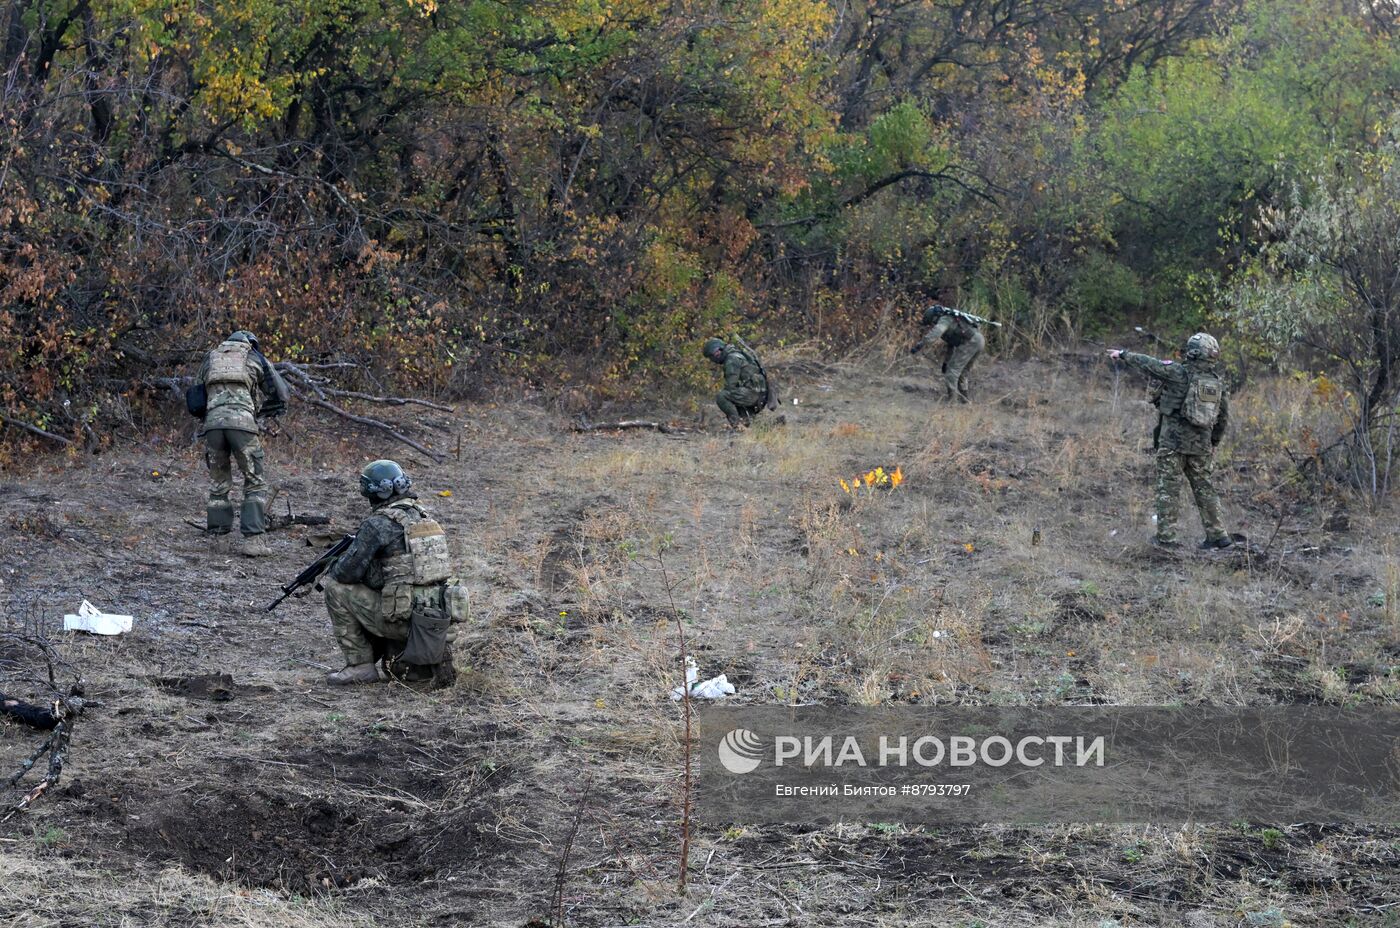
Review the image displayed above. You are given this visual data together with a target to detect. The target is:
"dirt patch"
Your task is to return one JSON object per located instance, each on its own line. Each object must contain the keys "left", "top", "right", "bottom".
{"left": 103, "top": 733, "right": 511, "bottom": 895}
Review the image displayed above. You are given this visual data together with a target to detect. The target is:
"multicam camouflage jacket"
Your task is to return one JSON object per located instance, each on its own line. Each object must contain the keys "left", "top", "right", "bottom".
{"left": 1120, "top": 352, "right": 1228, "bottom": 456}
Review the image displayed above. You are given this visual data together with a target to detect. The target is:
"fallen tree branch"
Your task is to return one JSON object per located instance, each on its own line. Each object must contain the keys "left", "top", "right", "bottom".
{"left": 276, "top": 362, "right": 453, "bottom": 411}
{"left": 0, "top": 414, "right": 72, "bottom": 446}
{"left": 301, "top": 396, "right": 444, "bottom": 460}
{"left": 574, "top": 416, "right": 696, "bottom": 435}
{"left": 7, "top": 718, "right": 73, "bottom": 819}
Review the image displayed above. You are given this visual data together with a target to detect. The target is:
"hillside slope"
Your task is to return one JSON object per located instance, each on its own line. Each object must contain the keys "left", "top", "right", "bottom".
{"left": 1, "top": 348, "right": 1396, "bottom": 927}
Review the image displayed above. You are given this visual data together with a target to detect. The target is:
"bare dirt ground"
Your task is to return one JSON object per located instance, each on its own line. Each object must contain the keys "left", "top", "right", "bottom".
{"left": 2, "top": 342, "right": 1399, "bottom": 927}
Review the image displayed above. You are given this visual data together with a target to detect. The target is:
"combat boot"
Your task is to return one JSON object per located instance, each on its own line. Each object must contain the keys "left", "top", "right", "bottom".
{"left": 238, "top": 534, "right": 273, "bottom": 558}
{"left": 431, "top": 654, "right": 457, "bottom": 690}
{"left": 1199, "top": 535, "right": 1233, "bottom": 550}
{"left": 326, "top": 662, "right": 381, "bottom": 686}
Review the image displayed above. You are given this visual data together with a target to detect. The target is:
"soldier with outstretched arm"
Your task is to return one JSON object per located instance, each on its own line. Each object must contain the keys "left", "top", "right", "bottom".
{"left": 1107, "top": 333, "right": 1233, "bottom": 550}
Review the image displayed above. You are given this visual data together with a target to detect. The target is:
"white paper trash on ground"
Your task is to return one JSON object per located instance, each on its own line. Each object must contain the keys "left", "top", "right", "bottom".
{"left": 670, "top": 658, "right": 737, "bottom": 700}
{"left": 63, "top": 600, "right": 133, "bottom": 635}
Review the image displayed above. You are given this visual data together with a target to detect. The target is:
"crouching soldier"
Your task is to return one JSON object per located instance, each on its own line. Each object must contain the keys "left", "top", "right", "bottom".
{"left": 323, "top": 460, "right": 468, "bottom": 687}
{"left": 910, "top": 305, "right": 987, "bottom": 403}
{"left": 192, "top": 330, "right": 290, "bottom": 556}
{"left": 1108, "top": 333, "right": 1233, "bottom": 550}
{"left": 703, "top": 336, "right": 770, "bottom": 428}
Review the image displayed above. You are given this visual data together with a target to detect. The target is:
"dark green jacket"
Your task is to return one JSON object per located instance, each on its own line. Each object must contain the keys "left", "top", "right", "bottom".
{"left": 1121, "top": 352, "right": 1228, "bottom": 456}
{"left": 721, "top": 345, "right": 766, "bottom": 398}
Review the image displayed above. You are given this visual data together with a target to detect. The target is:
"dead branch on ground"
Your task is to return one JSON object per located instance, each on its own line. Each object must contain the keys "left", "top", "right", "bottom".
{"left": 0, "top": 414, "right": 72, "bottom": 446}
{"left": 1, "top": 631, "right": 86, "bottom": 819}
{"left": 300, "top": 396, "right": 445, "bottom": 460}
{"left": 275, "top": 362, "right": 453, "bottom": 411}
{"left": 574, "top": 415, "right": 697, "bottom": 435}
{"left": 548, "top": 778, "right": 592, "bottom": 927}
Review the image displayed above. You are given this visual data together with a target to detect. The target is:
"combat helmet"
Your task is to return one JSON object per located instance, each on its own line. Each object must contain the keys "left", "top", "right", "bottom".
{"left": 1184, "top": 332, "right": 1220, "bottom": 361}
{"left": 921, "top": 304, "right": 950, "bottom": 327}
{"left": 227, "top": 330, "right": 260, "bottom": 349}
{"left": 360, "top": 459, "right": 412, "bottom": 502}
{"left": 702, "top": 337, "right": 726, "bottom": 362}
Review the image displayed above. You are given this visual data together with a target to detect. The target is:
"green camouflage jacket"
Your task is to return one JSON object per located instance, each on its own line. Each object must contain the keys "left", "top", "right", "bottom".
{"left": 917, "top": 314, "right": 980, "bottom": 350}
{"left": 722, "top": 345, "right": 767, "bottom": 397}
{"left": 1120, "top": 352, "right": 1228, "bottom": 456}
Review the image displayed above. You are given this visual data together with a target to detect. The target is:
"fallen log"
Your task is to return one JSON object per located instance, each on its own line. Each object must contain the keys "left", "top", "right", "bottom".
{"left": 277, "top": 362, "right": 453, "bottom": 411}
{"left": 574, "top": 416, "right": 698, "bottom": 435}
{"left": 7, "top": 718, "right": 73, "bottom": 818}
{"left": 302, "top": 396, "right": 445, "bottom": 460}
{"left": 0, "top": 414, "right": 72, "bottom": 446}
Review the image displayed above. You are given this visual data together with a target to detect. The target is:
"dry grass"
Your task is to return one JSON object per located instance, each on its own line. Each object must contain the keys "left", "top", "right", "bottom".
{"left": 1, "top": 350, "right": 1397, "bottom": 927}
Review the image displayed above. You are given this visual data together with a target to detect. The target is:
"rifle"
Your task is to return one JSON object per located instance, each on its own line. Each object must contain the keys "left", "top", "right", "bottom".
{"left": 930, "top": 304, "right": 1002, "bottom": 328}
{"left": 732, "top": 334, "right": 781, "bottom": 411}
{"left": 265, "top": 533, "right": 355, "bottom": 612}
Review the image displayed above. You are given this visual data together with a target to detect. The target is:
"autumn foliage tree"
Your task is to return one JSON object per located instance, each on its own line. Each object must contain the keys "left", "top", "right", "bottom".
{"left": 1, "top": 0, "right": 1398, "bottom": 454}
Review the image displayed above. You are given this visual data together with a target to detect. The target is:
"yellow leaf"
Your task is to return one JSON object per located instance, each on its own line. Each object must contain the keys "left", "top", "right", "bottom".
{"left": 963, "top": 543, "right": 975, "bottom": 553}
{"left": 438, "top": 490, "right": 452, "bottom": 497}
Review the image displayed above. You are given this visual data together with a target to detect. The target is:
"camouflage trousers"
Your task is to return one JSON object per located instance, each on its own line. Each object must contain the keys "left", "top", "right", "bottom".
{"left": 941, "top": 331, "right": 985, "bottom": 402}
{"left": 1154, "top": 450, "right": 1228, "bottom": 544}
{"left": 323, "top": 579, "right": 456, "bottom": 667}
{"left": 204, "top": 428, "right": 267, "bottom": 536}
{"left": 716, "top": 388, "right": 765, "bottom": 426}
{"left": 323, "top": 578, "right": 411, "bottom": 666}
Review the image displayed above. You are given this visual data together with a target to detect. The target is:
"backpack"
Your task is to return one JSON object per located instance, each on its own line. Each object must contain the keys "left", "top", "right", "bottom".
{"left": 731, "top": 336, "right": 780, "bottom": 410}
{"left": 1182, "top": 370, "right": 1224, "bottom": 428}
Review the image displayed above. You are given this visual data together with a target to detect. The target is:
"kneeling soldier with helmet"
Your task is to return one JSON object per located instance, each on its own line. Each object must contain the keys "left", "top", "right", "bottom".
{"left": 1108, "top": 333, "right": 1233, "bottom": 550}
{"left": 703, "top": 336, "right": 770, "bottom": 429}
{"left": 323, "top": 460, "right": 467, "bottom": 687}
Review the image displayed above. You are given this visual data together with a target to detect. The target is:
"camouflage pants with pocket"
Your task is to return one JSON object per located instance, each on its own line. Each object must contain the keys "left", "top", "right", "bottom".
{"left": 322, "top": 579, "right": 410, "bottom": 667}
{"left": 1154, "top": 450, "right": 1227, "bottom": 544}
{"left": 941, "top": 330, "right": 985, "bottom": 402}
{"left": 204, "top": 428, "right": 267, "bottom": 536}
{"left": 716, "top": 388, "right": 766, "bottom": 425}
{"left": 323, "top": 579, "right": 455, "bottom": 667}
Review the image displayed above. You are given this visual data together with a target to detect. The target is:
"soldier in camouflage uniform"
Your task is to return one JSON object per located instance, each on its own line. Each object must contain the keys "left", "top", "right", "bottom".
{"left": 704, "top": 337, "right": 768, "bottom": 428}
{"left": 911, "top": 305, "right": 985, "bottom": 402}
{"left": 1108, "top": 333, "right": 1232, "bottom": 550}
{"left": 192, "top": 331, "right": 290, "bottom": 557}
{"left": 323, "top": 460, "right": 463, "bottom": 688}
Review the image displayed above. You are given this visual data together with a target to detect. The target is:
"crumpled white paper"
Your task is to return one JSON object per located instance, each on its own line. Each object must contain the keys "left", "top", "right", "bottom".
{"left": 671, "top": 656, "right": 737, "bottom": 700}
{"left": 63, "top": 600, "right": 133, "bottom": 635}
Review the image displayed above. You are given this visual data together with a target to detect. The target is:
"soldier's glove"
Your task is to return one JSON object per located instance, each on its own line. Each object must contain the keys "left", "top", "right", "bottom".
{"left": 910, "top": 343, "right": 922, "bottom": 355}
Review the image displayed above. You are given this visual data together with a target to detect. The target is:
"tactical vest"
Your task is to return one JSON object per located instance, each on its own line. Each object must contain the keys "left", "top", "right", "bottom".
{"left": 936, "top": 316, "right": 979, "bottom": 349}
{"left": 377, "top": 500, "right": 453, "bottom": 621}
{"left": 206, "top": 341, "right": 255, "bottom": 389}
